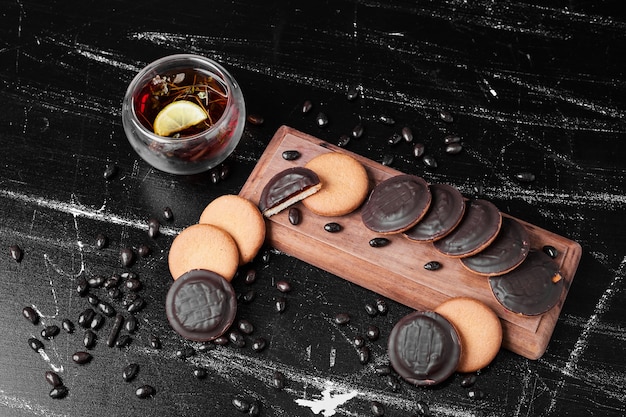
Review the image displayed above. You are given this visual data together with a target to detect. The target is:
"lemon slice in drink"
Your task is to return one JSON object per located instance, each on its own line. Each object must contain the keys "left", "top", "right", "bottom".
{"left": 153, "top": 100, "right": 208, "bottom": 137}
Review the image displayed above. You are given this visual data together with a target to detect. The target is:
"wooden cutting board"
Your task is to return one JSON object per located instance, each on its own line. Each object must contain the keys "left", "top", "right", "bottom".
{"left": 239, "top": 126, "right": 582, "bottom": 360}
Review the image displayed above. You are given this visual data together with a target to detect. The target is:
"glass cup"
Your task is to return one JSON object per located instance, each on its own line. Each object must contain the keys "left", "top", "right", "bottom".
{"left": 121, "top": 54, "right": 245, "bottom": 175}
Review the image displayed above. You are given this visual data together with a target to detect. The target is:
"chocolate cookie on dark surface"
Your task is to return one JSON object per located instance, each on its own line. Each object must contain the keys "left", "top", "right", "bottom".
{"left": 388, "top": 310, "right": 461, "bottom": 386}
{"left": 433, "top": 199, "right": 502, "bottom": 258}
{"left": 166, "top": 269, "right": 237, "bottom": 342}
{"left": 403, "top": 183, "right": 466, "bottom": 242}
{"left": 461, "top": 217, "right": 531, "bottom": 276}
{"left": 489, "top": 250, "right": 564, "bottom": 316}
{"left": 259, "top": 167, "right": 322, "bottom": 217}
{"left": 362, "top": 175, "right": 432, "bottom": 234}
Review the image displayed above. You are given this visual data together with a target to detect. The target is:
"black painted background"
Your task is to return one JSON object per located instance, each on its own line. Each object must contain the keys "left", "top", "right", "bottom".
{"left": 1, "top": 1, "right": 625, "bottom": 416}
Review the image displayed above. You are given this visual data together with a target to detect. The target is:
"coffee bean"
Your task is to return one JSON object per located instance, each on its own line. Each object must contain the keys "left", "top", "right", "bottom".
{"left": 122, "top": 363, "right": 139, "bottom": 382}
{"left": 246, "top": 113, "right": 264, "bottom": 126}
{"left": 90, "top": 313, "right": 105, "bottom": 330}
{"left": 98, "top": 301, "right": 116, "bottom": 317}
{"left": 232, "top": 396, "right": 250, "bottom": 412}
{"left": 387, "top": 133, "right": 402, "bottom": 146}
{"left": 28, "top": 337, "right": 44, "bottom": 352}
{"left": 337, "top": 134, "right": 350, "bottom": 147}
{"left": 120, "top": 271, "right": 138, "bottom": 280}
{"left": 198, "top": 343, "right": 214, "bottom": 353}
{"left": 138, "top": 245, "right": 151, "bottom": 257}
{"left": 422, "top": 155, "right": 438, "bottom": 169}
{"left": 125, "top": 315, "right": 138, "bottom": 333}
{"left": 316, "top": 112, "right": 329, "bottom": 127}
{"left": 147, "top": 217, "right": 160, "bottom": 238}
{"left": 375, "top": 299, "right": 388, "bottom": 315}
{"left": 371, "top": 401, "right": 385, "bottom": 416}
{"left": 214, "top": 336, "right": 229, "bottom": 345}
{"left": 272, "top": 371, "right": 286, "bottom": 389}
{"left": 288, "top": 207, "right": 301, "bottom": 225}
{"left": 125, "top": 278, "right": 142, "bottom": 292}
{"left": 445, "top": 143, "right": 463, "bottom": 154}
{"left": 22, "top": 306, "right": 39, "bottom": 325}
{"left": 87, "top": 275, "right": 105, "bottom": 288}
{"left": 244, "top": 269, "right": 257, "bottom": 285}
{"left": 439, "top": 109, "right": 454, "bottom": 123}
{"left": 107, "top": 313, "right": 124, "bottom": 347}
{"left": 401, "top": 127, "right": 413, "bottom": 142}
{"left": 116, "top": 334, "right": 132, "bottom": 348}
{"left": 62, "top": 319, "right": 74, "bottom": 334}
{"left": 9, "top": 244, "right": 23, "bottom": 262}
{"left": 251, "top": 337, "right": 267, "bottom": 352}
{"left": 366, "top": 325, "right": 380, "bottom": 341}
{"left": 83, "top": 329, "right": 97, "bottom": 349}
{"left": 149, "top": 334, "right": 162, "bottom": 349}
{"left": 302, "top": 100, "right": 313, "bottom": 114}
{"left": 210, "top": 169, "right": 221, "bottom": 184}
{"left": 467, "top": 387, "right": 485, "bottom": 400}
{"left": 229, "top": 330, "right": 246, "bottom": 348}
{"left": 353, "top": 335, "right": 366, "bottom": 348}
{"left": 369, "top": 237, "right": 390, "bottom": 248}
{"left": 334, "top": 313, "right": 350, "bottom": 325}
{"left": 386, "top": 375, "right": 401, "bottom": 392}
{"left": 87, "top": 294, "right": 99, "bottom": 306}
{"left": 460, "top": 373, "right": 477, "bottom": 388}
{"left": 261, "top": 249, "right": 271, "bottom": 264}
{"left": 49, "top": 385, "right": 68, "bottom": 399}
{"left": 135, "top": 385, "right": 155, "bottom": 399}
{"left": 282, "top": 150, "right": 301, "bottom": 161}
{"left": 108, "top": 288, "right": 121, "bottom": 300}
{"left": 95, "top": 234, "right": 108, "bottom": 249}
{"left": 176, "top": 346, "right": 196, "bottom": 359}
{"left": 127, "top": 297, "right": 145, "bottom": 313}
{"left": 347, "top": 85, "right": 360, "bottom": 101}
{"left": 543, "top": 245, "right": 558, "bottom": 258}
{"left": 514, "top": 172, "right": 536, "bottom": 183}
{"left": 378, "top": 115, "right": 395, "bottom": 125}
{"left": 381, "top": 154, "right": 394, "bottom": 166}
{"left": 163, "top": 206, "right": 174, "bottom": 221}
{"left": 193, "top": 368, "right": 208, "bottom": 379}
{"left": 72, "top": 351, "right": 92, "bottom": 364}
{"left": 351, "top": 123, "right": 364, "bottom": 139}
{"left": 78, "top": 308, "right": 95, "bottom": 328}
{"left": 41, "top": 325, "right": 60, "bottom": 340}
{"left": 103, "top": 274, "right": 121, "bottom": 289}
{"left": 324, "top": 222, "right": 342, "bottom": 233}
{"left": 364, "top": 303, "right": 378, "bottom": 317}
{"left": 276, "top": 280, "right": 292, "bottom": 293}
{"left": 374, "top": 365, "right": 391, "bottom": 376}
{"left": 358, "top": 346, "right": 370, "bottom": 364}
{"left": 103, "top": 164, "right": 118, "bottom": 180}
{"left": 242, "top": 290, "right": 256, "bottom": 303}
{"left": 274, "top": 296, "right": 287, "bottom": 313}
{"left": 412, "top": 143, "right": 425, "bottom": 158}
{"left": 45, "top": 370, "right": 62, "bottom": 387}
{"left": 238, "top": 319, "right": 254, "bottom": 335}
{"left": 415, "top": 400, "right": 431, "bottom": 416}
{"left": 120, "top": 247, "right": 135, "bottom": 267}
{"left": 444, "top": 135, "right": 461, "bottom": 144}
{"left": 248, "top": 401, "right": 261, "bottom": 416}
{"left": 424, "top": 261, "right": 441, "bottom": 271}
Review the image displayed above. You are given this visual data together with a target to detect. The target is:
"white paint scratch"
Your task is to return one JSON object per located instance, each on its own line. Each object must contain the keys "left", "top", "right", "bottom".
{"left": 295, "top": 384, "right": 359, "bottom": 417}
{"left": 0, "top": 390, "right": 69, "bottom": 417}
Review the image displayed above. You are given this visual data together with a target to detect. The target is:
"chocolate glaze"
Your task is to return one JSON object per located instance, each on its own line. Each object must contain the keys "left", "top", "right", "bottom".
{"left": 361, "top": 175, "right": 431, "bottom": 234}
{"left": 433, "top": 199, "right": 501, "bottom": 257}
{"left": 461, "top": 217, "right": 531, "bottom": 276}
{"left": 165, "top": 269, "right": 237, "bottom": 342}
{"left": 403, "top": 183, "right": 465, "bottom": 242}
{"left": 388, "top": 311, "right": 461, "bottom": 386}
{"left": 258, "top": 167, "right": 320, "bottom": 215}
{"left": 489, "top": 250, "right": 564, "bottom": 316}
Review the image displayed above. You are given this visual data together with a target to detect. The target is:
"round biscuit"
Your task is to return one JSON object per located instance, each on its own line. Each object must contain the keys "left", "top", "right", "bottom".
{"left": 168, "top": 223, "right": 239, "bottom": 281}
{"left": 199, "top": 194, "right": 266, "bottom": 265}
{"left": 302, "top": 152, "right": 369, "bottom": 216}
{"left": 434, "top": 297, "right": 502, "bottom": 373}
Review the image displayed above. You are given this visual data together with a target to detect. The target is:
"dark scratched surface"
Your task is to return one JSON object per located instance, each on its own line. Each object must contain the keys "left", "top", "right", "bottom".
{"left": 1, "top": 1, "right": 625, "bottom": 416}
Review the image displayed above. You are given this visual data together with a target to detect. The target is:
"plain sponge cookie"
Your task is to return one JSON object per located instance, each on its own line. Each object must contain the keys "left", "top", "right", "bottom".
{"left": 434, "top": 297, "right": 503, "bottom": 373}
{"left": 199, "top": 194, "right": 266, "bottom": 265}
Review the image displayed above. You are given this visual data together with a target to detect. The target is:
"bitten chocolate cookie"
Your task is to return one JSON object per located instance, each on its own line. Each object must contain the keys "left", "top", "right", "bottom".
{"left": 361, "top": 174, "right": 432, "bottom": 234}
{"left": 303, "top": 152, "right": 369, "bottom": 216}
{"left": 258, "top": 167, "right": 321, "bottom": 217}
{"left": 435, "top": 297, "right": 502, "bottom": 373}
{"left": 388, "top": 310, "right": 461, "bottom": 386}
{"left": 404, "top": 183, "right": 465, "bottom": 242}
{"left": 168, "top": 224, "right": 239, "bottom": 281}
{"left": 199, "top": 194, "right": 266, "bottom": 265}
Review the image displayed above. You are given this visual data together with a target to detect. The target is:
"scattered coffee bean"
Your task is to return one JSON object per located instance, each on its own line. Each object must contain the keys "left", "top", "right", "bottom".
{"left": 229, "top": 330, "right": 246, "bottom": 348}
{"left": 353, "top": 335, "right": 366, "bottom": 348}
{"left": 401, "top": 126, "right": 413, "bottom": 142}
{"left": 28, "top": 337, "right": 44, "bottom": 352}
{"left": 386, "top": 375, "right": 401, "bottom": 392}
{"left": 337, "top": 134, "right": 350, "bottom": 148}
{"left": 147, "top": 217, "right": 160, "bottom": 238}
{"left": 374, "top": 365, "right": 391, "bottom": 376}
{"left": 381, "top": 154, "right": 394, "bottom": 166}
{"left": 107, "top": 313, "right": 124, "bottom": 347}
{"left": 358, "top": 346, "right": 371, "bottom": 364}
{"left": 214, "top": 336, "right": 229, "bottom": 345}
{"left": 375, "top": 299, "right": 388, "bottom": 315}
{"left": 282, "top": 150, "right": 301, "bottom": 161}
{"left": 103, "top": 164, "right": 118, "bottom": 180}
{"left": 302, "top": 100, "right": 313, "bottom": 114}
{"left": 210, "top": 169, "right": 221, "bottom": 184}
{"left": 135, "top": 385, "right": 155, "bottom": 399}
{"left": 316, "top": 112, "right": 329, "bottom": 127}
{"left": 543, "top": 245, "right": 558, "bottom": 258}
{"left": 351, "top": 123, "right": 364, "bottom": 139}
{"left": 98, "top": 301, "right": 116, "bottom": 317}
{"left": 163, "top": 206, "right": 174, "bottom": 221}
{"left": 116, "top": 334, "right": 132, "bottom": 348}
{"left": 261, "top": 249, "right": 271, "bottom": 264}
{"left": 387, "top": 133, "right": 402, "bottom": 146}
{"left": 347, "top": 85, "right": 360, "bottom": 101}
{"left": 460, "top": 373, "right": 477, "bottom": 388}
{"left": 45, "top": 370, "right": 62, "bottom": 387}
{"left": 238, "top": 319, "right": 254, "bottom": 335}
{"left": 41, "top": 325, "right": 60, "bottom": 340}
{"left": 248, "top": 401, "right": 261, "bottom": 416}
{"left": 62, "top": 318, "right": 74, "bottom": 334}
{"left": 276, "top": 280, "right": 292, "bottom": 293}
{"left": 251, "top": 337, "right": 267, "bottom": 352}
{"left": 22, "top": 306, "right": 39, "bottom": 325}
{"left": 193, "top": 368, "right": 208, "bottom": 379}
{"left": 424, "top": 261, "right": 442, "bottom": 271}
{"left": 324, "top": 222, "right": 342, "bottom": 233}
{"left": 83, "top": 329, "right": 97, "bottom": 349}
{"left": 412, "top": 143, "right": 425, "bottom": 158}
{"left": 95, "top": 234, "right": 108, "bottom": 249}
{"left": 149, "top": 334, "right": 162, "bottom": 349}
{"left": 125, "top": 315, "right": 138, "bottom": 333}
{"left": 176, "top": 346, "right": 196, "bottom": 359}
{"left": 242, "top": 289, "right": 256, "bottom": 303}
{"left": 244, "top": 269, "right": 257, "bottom": 285}
{"left": 288, "top": 207, "right": 301, "bottom": 225}
{"left": 371, "top": 400, "right": 385, "bottom": 416}
{"left": 122, "top": 363, "right": 139, "bottom": 382}
{"left": 467, "top": 387, "right": 485, "bottom": 400}
{"left": 272, "top": 371, "right": 286, "bottom": 389}
{"left": 366, "top": 325, "right": 380, "bottom": 341}
{"left": 378, "top": 114, "right": 395, "bottom": 125}
{"left": 103, "top": 274, "right": 121, "bottom": 289}
{"left": 9, "top": 244, "right": 23, "bottom": 262}
{"left": 90, "top": 313, "right": 105, "bottom": 330}
{"left": 445, "top": 143, "right": 463, "bottom": 154}
{"left": 72, "top": 351, "right": 92, "bottom": 365}
{"left": 364, "top": 303, "right": 378, "bottom": 317}
{"left": 198, "top": 343, "right": 214, "bottom": 353}
{"left": 108, "top": 288, "right": 122, "bottom": 300}
{"left": 334, "top": 313, "right": 350, "bottom": 325}
{"left": 232, "top": 396, "right": 250, "bottom": 412}
{"left": 127, "top": 297, "right": 145, "bottom": 313}
{"left": 415, "top": 400, "right": 431, "bottom": 416}
{"left": 422, "top": 155, "right": 438, "bottom": 169}
{"left": 439, "top": 109, "right": 454, "bottom": 123}
{"left": 138, "top": 245, "right": 151, "bottom": 257}
{"left": 87, "top": 294, "right": 100, "bottom": 306}
{"left": 369, "top": 237, "right": 390, "bottom": 248}
{"left": 444, "top": 134, "right": 461, "bottom": 144}
{"left": 125, "top": 278, "right": 142, "bottom": 292}
{"left": 120, "top": 247, "right": 135, "bottom": 267}
{"left": 274, "top": 296, "right": 287, "bottom": 313}
{"left": 246, "top": 113, "right": 264, "bottom": 126}
{"left": 121, "top": 271, "right": 137, "bottom": 280}
{"left": 49, "top": 385, "right": 68, "bottom": 399}
{"left": 220, "top": 162, "right": 230, "bottom": 180}
{"left": 87, "top": 275, "right": 106, "bottom": 288}
{"left": 78, "top": 308, "right": 96, "bottom": 328}
{"left": 514, "top": 172, "right": 536, "bottom": 183}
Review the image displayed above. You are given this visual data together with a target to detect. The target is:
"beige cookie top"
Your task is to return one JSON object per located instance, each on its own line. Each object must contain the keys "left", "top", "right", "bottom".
{"left": 199, "top": 194, "right": 266, "bottom": 265}
{"left": 168, "top": 223, "right": 239, "bottom": 281}
{"left": 435, "top": 297, "right": 502, "bottom": 373}
{"left": 303, "top": 152, "right": 369, "bottom": 216}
